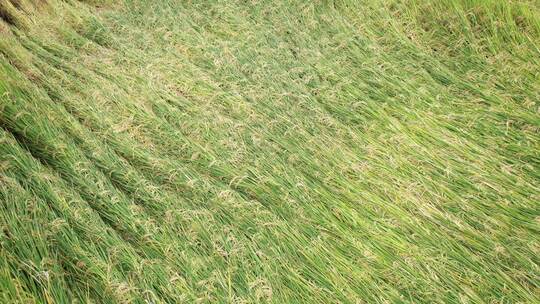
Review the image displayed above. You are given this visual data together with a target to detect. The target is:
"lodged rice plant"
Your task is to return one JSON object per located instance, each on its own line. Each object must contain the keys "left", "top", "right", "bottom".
{"left": 0, "top": 0, "right": 539, "bottom": 303}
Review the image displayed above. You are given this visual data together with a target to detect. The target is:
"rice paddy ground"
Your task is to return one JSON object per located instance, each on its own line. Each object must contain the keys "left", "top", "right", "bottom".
{"left": 0, "top": 0, "right": 539, "bottom": 303}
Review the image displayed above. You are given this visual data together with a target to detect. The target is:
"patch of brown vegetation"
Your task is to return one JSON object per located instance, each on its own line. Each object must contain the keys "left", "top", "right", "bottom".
{"left": 0, "top": 20, "right": 8, "bottom": 33}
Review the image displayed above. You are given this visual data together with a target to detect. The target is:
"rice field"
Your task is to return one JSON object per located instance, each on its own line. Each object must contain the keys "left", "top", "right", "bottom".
{"left": 0, "top": 0, "right": 539, "bottom": 303}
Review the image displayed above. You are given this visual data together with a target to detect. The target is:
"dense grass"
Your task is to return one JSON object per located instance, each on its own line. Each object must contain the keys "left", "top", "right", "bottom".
{"left": 0, "top": 0, "right": 538, "bottom": 303}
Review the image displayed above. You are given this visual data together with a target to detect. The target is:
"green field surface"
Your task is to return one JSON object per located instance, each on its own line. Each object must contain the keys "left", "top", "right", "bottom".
{"left": 0, "top": 0, "right": 539, "bottom": 303}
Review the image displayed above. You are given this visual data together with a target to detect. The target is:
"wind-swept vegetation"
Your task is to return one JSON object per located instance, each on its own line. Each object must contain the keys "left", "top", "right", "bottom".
{"left": 0, "top": 0, "right": 539, "bottom": 303}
